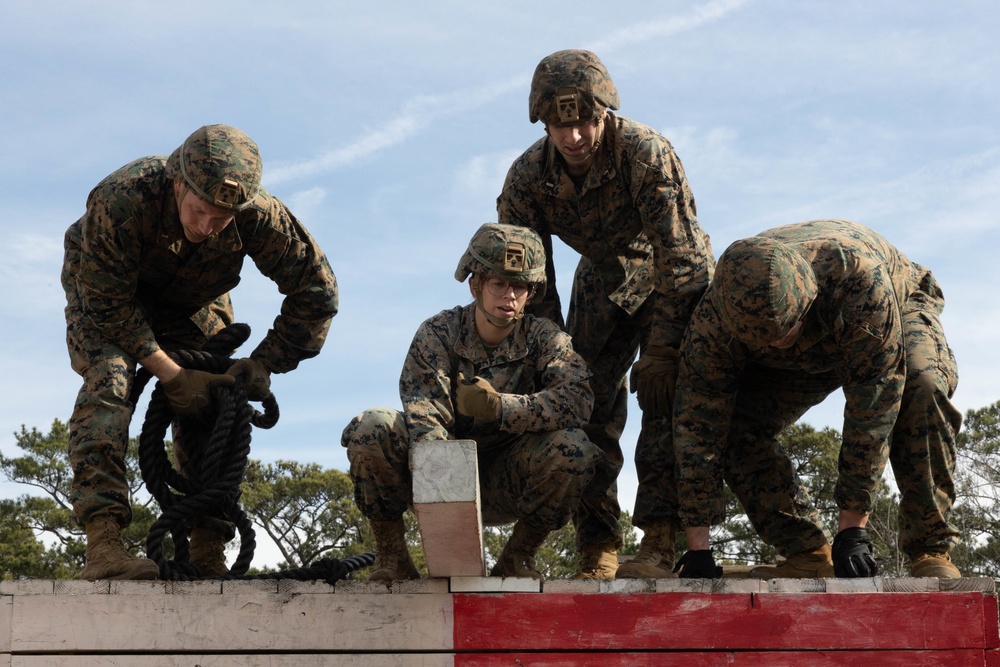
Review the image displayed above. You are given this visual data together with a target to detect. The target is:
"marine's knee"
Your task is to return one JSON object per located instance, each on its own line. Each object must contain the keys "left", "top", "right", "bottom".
{"left": 341, "top": 408, "right": 404, "bottom": 450}
{"left": 546, "top": 428, "right": 604, "bottom": 474}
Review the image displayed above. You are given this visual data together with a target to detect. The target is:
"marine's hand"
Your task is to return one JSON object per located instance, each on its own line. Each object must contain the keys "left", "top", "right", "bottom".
{"left": 226, "top": 357, "right": 272, "bottom": 401}
{"left": 629, "top": 346, "right": 679, "bottom": 417}
{"left": 456, "top": 373, "right": 501, "bottom": 422}
{"left": 832, "top": 527, "right": 878, "bottom": 577}
{"left": 162, "top": 368, "right": 235, "bottom": 418}
{"left": 673, "top": 549, "right": 722, "bottom": 579}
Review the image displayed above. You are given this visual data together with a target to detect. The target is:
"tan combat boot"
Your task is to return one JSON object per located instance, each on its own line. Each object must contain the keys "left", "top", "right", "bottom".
{"left": 909, "top": 552, "right": 961, "bottom": 578}
{"left": 615, "top": 521, "right": 678, "bottom": 579}
{"left": 748, "top": 544, "right": 835, "bottom": 579}
{"left": 491, "top": 520, "right": 551, "bottom": 581}
{"left": 81, "top": 516, "right": 160, "bottom": 581}
{"left": 573, "top": 541, "right": 619, "bottom": 580}
{"left": 367, "top": 519, "right": 420, "bottom": 583}
{"left": 190, "top": 526, "right": 230, "bottom": 577}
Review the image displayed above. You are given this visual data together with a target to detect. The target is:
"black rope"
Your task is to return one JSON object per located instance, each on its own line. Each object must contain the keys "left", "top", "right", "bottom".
{"left": 136, "top": 323, "right": 374, "bottom": 584}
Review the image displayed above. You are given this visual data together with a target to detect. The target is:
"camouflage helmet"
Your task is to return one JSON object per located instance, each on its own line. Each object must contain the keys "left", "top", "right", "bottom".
{"left": 529, "top": 49, "right": 620, "bottom": 126}
{"left": 455, "top": 223, "right": 547, "bottom": 299}
{"left": 166, "top": 124, "right": 262, "bottom": 211}
{"left": 710, "top": 236, "right": 817, "bottom": 349}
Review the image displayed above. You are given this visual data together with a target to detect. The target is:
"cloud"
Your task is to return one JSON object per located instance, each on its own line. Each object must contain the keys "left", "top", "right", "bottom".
{"left": 284, "top": 187, "right": 328, "bottom": 220}
{"left": 0, "top": 233, "right": 65, "bottom": 317}
{"left": 587, "top": 0, "right": 754, "bottom": 54}
{"left": 267, "top": 76, "right": 525, "bottom": 185}
{"left": 265, "top": 0, "right": 755, "bottom": 187}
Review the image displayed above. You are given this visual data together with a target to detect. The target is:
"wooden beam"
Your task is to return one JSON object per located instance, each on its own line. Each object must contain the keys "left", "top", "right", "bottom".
{"left": 411, "top": 439, "right": 486, "bottom": 578}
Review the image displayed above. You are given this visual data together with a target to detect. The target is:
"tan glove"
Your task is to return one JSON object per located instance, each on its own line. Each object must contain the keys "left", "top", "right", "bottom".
{"left": 456, "top": 373, "right": 502, "bottom": 422}
{"left": 629, "top": 346, "right": 680, "bottom": 418}
{"left": 226, "top": 358, "right": 272, "bottom": 401}
{"left": 162, "top": 368, "right": 236, "bottom": 418}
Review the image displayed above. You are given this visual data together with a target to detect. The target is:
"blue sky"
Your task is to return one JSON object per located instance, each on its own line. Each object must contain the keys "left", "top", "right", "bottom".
{"left": 1, "top": 0, "right": 997, "bottom": 565}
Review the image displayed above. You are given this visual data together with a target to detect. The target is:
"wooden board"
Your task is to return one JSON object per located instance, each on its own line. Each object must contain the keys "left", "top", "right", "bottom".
{"left": 411, "top": 439, "right": 486, "bottom": 577}
{"left": 11, "top": 593, "right": 454, "bottom": 653}
{"left": 452, "top": 592, "right": 994, "bottom": 651}
{"left": 455, "top": 650, "right": 988, "bottom": 666}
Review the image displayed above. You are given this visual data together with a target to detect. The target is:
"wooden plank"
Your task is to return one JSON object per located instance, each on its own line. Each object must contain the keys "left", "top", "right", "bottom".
{"left": 0, "top": 597, "right": 10, "bottom": 654}
{"left": 13, "top": 656, "right": 452, "bottom": 667}
{"left": 455, "top": 650, "right": 987, "bottom": 666}
{"left": 986, "top": 595, "right": 1000, "bottom": 649}
{"left": 11, "top": 593, "right": 454, "bottom": 653}
{"left": 452, "top": 592, "right": 991, "bottom": 651}
{"left": 411, "top": 439, "right": 486, "bottom": 577}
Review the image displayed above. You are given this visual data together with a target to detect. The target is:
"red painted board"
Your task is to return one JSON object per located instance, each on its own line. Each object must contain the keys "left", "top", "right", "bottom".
{"left": 453, "top": 593, "right": 990, "bottom": 652}
{"left": 986, "top": 596, "right": 1000, "bottom": 649}
{"left": 456, "top": 650, "right": 986, "bottom": 667}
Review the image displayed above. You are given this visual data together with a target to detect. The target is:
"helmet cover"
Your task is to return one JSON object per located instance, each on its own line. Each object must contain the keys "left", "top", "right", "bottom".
{"left": 166, "top": 124, "right": 262, "bottom": 211}
{"left": 710, "top": 236, "right": 817, "bottom": 348}
{"left": 529, "top": 49, "right": 620, "bottom": 126}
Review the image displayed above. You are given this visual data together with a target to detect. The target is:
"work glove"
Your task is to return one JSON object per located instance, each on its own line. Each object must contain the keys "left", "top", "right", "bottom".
{"left": 832, "top": 527, "right": 879, "bottom": 577}
{"left": 226, "top": 357, "right": 272, "bottom": 401}
{"left": 162, "top": 368, "right": 235, "bottom": 419}
{"left": 629, "top": 345, "right": 679, "bottom": 418}
{"left": 673, "top": 549, "right": 723, "bottom": 579}
{"left": 456, "top": 373, "right": 501, "bottom": 423}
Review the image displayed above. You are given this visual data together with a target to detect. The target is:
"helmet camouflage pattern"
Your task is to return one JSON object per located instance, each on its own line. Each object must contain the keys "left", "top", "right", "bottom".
{"left": 710, "top": 236, "right": 818, "bottom": 348}
{"left": 455, "top": 223, "right": 547, "bottom": 298}
{"left": 166, "top": 124, "right": 262, "bottom": 211}
{"left": 529, "top": 49, "right": 620, "bottom": 126}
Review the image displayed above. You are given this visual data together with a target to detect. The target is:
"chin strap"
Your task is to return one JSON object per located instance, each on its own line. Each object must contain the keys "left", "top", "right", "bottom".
{"left": 588, "top": 116, "right": 605, "bottom": 157}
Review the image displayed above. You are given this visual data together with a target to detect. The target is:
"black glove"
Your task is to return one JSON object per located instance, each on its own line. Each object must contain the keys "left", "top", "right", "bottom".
{"left": 226, "top": 357, "right": 272, "bottom": 401}
{"left": 162, "top": 368, "right": 235, "bottom": 418}
{"left": 832, "top": 527, "right": 878, "bottom": 577}
{"left": 673, "top": 549, "right": 722, "bottom": 579}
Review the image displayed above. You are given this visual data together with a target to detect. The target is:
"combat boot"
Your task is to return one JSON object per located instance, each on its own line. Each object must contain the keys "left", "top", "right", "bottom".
{"left": 491, "top": 520, "right": 550, "bottom": 580}
{"left": 615, "top": 521, "right": 678, "bottom": 579}
{"left": 81, "top": 516, "right": 160, "bottom": 581}
{"left": 573, "top": 541, "right": 619, "bottom": 579}
{"left": 748, "top": 544, "right": 835, "bottom": 579}
{"left": 909, "top": 552, "right": 961, "bottom": 578}
{"left": 190, "top": 526, "right": 231, "bottom": 577}
{"left": 367, "top": 519, "right": 420, "bottom": 583}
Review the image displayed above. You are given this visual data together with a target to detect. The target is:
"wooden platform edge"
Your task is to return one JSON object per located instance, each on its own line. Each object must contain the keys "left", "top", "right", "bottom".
{"left": 0, "top": 577, "right": 995, "bottom": 662}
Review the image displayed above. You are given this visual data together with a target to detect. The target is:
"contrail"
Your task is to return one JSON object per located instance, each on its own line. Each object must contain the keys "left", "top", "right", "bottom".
{"left": 266, "top": 0, "right": 753, "bottom": 185}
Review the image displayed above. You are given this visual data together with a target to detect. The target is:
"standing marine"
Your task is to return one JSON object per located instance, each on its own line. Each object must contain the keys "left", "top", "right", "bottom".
{"left": 497, "top": 49, "right": 714, "bottom": 578}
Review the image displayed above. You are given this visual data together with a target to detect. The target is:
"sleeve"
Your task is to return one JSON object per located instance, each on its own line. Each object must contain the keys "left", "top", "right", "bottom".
{"left": 834, "top": 266, "right": 906, "bottom": 514}
{"left": 73, "top": 186, "right": 160, "bottom": 361}
{"left": 497, "top": 163, "right": 566, "bottom": 328}
{"left": 245, "top": 196, "right": 339, "bottom": 373}
{"left": 633, "top": 137, "right": 713, "bottom": 350}
{"left": 673, "top": 297, "right": 742, "bottom": 527}
{"left": 498, "top": 325, "right": 594, "bottom": 435}
{"left": 399, "top": 318, "right": 457, "bottom": 443}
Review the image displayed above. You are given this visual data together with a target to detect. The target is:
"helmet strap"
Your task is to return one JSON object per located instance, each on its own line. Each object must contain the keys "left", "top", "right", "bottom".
{"left": 587, "top": 113, "right": 606, "bottom": 158}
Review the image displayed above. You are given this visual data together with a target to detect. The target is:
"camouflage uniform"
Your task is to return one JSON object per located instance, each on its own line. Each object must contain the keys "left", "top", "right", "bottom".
{"left": 675, "top": 219, "right": 961, "bottom": 558}
{"left": 341, "top": 303, "right": 601, "bottom": 534}
{"left": 62, "top": 128, "right": 338, "bottom": 527}
{"left": 497, "top": 109, "right": 714, "bottom": 546}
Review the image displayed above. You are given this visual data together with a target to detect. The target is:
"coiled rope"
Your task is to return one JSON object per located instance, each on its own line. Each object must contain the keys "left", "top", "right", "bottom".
{"left": 135, "top": 323, "right": 374, "bottom": 585}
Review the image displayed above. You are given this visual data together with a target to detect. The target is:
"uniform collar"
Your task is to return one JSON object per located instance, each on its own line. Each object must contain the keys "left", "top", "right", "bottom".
{"left": 455, "top": 304, "right": 529, "bottom": 364}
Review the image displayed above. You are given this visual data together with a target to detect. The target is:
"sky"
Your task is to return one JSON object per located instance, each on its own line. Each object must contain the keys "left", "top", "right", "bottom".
{"left": 1, "top": 0, "right": 998, "bottom": 567}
